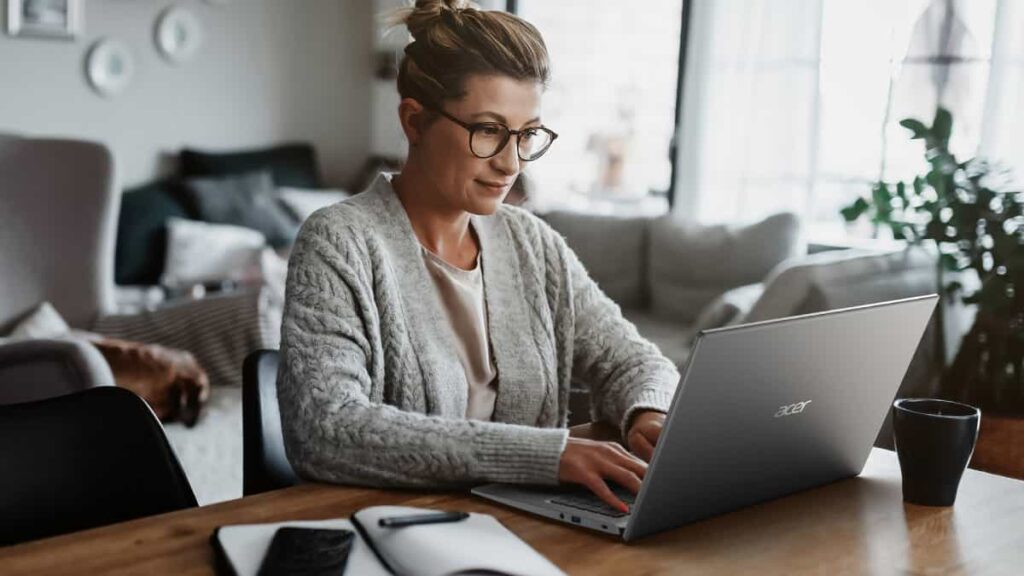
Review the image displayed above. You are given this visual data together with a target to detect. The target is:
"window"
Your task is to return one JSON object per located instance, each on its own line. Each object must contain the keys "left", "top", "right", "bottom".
{"left": 675, "top": 0, "right": 1022, "bottom": 240}
{"left": 512, "top": 0, "right": 685, "bottom": 216}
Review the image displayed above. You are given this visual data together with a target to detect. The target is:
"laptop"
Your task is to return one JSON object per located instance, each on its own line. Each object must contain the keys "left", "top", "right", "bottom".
{"left": 473, "top": 295, "right": 938, "bottom": 541}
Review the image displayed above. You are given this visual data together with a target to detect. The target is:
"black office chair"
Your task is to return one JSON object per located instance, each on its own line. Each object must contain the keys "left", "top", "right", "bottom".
{"left": 0, "top": 386, "right": 197, "bottom": 546}
{"left": 242, "top": 349, "right": 300, "bottom": 496}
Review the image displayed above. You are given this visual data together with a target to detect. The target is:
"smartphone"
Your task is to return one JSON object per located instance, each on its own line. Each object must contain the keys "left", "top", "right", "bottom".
{"left": 256, "top": 527, "right": 355, "bottom": 576}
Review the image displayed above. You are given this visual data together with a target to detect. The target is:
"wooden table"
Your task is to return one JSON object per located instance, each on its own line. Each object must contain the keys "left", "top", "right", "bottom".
{"left": 3, "top": 449, "right": 1024, "bottom": 575}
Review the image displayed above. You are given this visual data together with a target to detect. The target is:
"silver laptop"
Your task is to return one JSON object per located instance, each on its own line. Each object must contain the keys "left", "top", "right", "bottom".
{"left": 473, "top": 295, "right": 938, "bottom": 541}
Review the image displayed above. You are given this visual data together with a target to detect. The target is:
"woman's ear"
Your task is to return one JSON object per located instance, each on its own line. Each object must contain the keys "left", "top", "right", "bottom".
{"left": 398, "top": 98, "right": 427, "bottom": 145}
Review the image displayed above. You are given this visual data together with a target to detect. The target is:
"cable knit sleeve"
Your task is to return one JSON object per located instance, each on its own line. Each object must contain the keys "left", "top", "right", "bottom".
{"left": 553, "top": 229, "right": 680, "bottom": 437}
{"left": 277, "top": 214, "right": 568, "bottom": 488}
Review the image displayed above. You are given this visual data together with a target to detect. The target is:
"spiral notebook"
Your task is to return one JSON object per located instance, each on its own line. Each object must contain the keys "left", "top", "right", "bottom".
{"left": 212, "top": 506, "right": 565, "bottom": 576}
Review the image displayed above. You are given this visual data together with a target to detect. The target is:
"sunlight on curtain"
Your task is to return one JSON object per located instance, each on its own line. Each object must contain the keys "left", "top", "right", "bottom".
{"left": 676, "top": 0, "right": 1019, "bottom": 240}
{"left": 675, "top": 0, "right": 823, "bottom": 224}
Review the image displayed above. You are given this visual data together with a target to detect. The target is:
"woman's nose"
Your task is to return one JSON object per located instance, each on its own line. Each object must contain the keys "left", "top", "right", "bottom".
{"left": 490, "top": 137, "right": 520, "bottom": 175}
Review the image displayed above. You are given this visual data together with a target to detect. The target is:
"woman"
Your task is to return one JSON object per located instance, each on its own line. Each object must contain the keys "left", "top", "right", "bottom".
{"left": 277, "top": 0, "right": 679, "bottom": 513}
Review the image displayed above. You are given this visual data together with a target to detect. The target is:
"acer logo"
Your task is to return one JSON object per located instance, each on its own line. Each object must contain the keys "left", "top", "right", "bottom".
{"left": 774, "top": 400, "right": 813, "bottom": 418}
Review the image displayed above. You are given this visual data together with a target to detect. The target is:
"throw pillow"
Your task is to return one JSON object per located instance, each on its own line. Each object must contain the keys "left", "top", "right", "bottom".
{"left": 9, "top": 301, "right": 71, "bottom": 339}
{"left": 276, "top": 186, "right": 351, "bottom": 222}
{"left": 648, "top": 212, "right": 802, "bottom": 323}
{"left": 180, "top": 171, "right": 299, "bottom": 248}
{"left": 115, "top": 178, "right": 193, "bottom": 286}
{"left": 180, "top": 142, "right": 322, "bottom": 188}
{"left": 161, "top": 217, "right": 267, "bottom": 290}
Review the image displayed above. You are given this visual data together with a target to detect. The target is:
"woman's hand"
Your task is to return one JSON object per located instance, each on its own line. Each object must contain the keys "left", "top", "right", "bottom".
{"left": 558, "top": 437, "right": 647, "bottom": 514}
{"left": 627, "top": 410, "right": 666, "bottom": 462}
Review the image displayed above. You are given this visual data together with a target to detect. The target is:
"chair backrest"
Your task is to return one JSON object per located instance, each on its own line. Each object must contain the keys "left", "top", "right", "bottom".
{"left": 0, "top": 134, "right": 119, "bottom": 332}
{"left": 0, "top": 387, "right": 197, "bottom": 545}
{"left": 242, "top": 349, "right": 299, "bottom": 495}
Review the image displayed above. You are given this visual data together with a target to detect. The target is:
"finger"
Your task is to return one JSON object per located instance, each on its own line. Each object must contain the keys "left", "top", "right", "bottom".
{"left": 613, "top": 443, "right": 649, "bottom": 478}
{"left": 583, "top": 475, "right": 629, "bottom": 514}
{"left": 601, "top": 461, "right": 643, "bottom": 494}
{"left": 631, "top": 433, "right": 656, "bottom": 463}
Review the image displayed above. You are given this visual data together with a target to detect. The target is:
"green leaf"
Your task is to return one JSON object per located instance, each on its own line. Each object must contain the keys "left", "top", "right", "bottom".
{"left": 840, "top": 197, "right": 870, "bottom": 222}
{"left": 872, "top": 182, "right": 894, "bottom": 221}
{"left": 895, "top": 181, "right": 908, "bottom": 204}
{"left": 939, "top": 252, "right": 961, "bottom": 271}
{"left": 900, "top": 118, "right": 929, "bottom": 140}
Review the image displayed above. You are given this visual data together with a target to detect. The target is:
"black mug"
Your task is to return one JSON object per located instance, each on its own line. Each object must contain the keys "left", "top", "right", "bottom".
{"left": 892, "top": 398, "right": 981, "bottom": 506}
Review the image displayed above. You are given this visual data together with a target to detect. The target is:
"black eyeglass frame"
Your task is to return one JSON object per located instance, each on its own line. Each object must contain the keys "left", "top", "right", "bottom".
{"left": 428, "top": 105, "right": 559, "bottom": 161}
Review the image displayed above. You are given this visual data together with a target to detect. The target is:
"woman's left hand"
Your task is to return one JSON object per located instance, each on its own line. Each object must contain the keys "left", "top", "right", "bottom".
{"left": 627, "top": 410, "right": 666, "bottom": 462}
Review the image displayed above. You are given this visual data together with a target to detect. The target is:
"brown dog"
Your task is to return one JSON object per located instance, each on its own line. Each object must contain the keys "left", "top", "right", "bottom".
{"left": 85, "top": 335, "right": 210, "bottom": 427}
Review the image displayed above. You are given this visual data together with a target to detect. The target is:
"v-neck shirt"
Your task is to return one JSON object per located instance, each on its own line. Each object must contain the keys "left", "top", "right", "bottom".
{"left": 420, "top": 246, "right": 498, "bottom": 421}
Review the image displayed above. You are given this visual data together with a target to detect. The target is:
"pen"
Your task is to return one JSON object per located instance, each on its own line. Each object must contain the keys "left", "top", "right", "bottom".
{"left": 378, "top": 511, "right": 470, "bottom": 528}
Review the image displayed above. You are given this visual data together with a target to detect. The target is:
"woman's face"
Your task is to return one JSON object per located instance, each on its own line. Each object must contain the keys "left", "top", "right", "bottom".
{"left": 413, "top": 74, "right": 544, "bottom": 215}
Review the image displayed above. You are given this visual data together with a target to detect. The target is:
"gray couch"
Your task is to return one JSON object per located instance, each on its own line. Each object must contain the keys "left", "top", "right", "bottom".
{"left": 542, "top": 211, "right": 942, "bottom": 436}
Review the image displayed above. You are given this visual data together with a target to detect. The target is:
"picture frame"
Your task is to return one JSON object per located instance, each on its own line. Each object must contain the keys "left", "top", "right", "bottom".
{"left": 6, "top": 0, "right": 82, "bottom": 40}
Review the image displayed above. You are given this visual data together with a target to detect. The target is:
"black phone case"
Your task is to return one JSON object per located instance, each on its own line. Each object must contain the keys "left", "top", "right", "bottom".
{"left": 210, "top": 526, "right": 355, "bottom": 576}
{"left": 256, "top": 527, "right": 355, "bottom": 576}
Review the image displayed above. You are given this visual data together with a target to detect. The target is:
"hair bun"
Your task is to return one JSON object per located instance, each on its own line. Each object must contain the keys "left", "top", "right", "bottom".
{"left": 398, "top": 0, "right": 477, "bottom": 41}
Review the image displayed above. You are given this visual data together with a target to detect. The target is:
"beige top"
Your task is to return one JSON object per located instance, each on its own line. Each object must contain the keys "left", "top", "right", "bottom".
{"left": 421, "top": 246, "right": 498, "bottom": 420}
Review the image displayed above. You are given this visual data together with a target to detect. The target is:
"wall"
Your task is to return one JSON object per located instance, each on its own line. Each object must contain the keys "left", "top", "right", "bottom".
{"left": 0, "top": 0, "right": 373, "bottom": 188}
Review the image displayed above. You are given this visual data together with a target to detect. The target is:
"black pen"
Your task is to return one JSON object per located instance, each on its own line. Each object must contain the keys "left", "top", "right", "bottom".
{"left": 378, "top": 511, "right": 470, "bottom": 528}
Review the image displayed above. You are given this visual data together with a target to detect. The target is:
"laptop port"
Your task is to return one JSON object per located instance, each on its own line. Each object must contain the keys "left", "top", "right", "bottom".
{"left": 570, "top": 516, "right": 581, "bottom": 524}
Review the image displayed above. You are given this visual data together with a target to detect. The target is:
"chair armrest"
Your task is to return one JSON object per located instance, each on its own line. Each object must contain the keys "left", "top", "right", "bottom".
{"left": 0, "top": 338, "right": 114, "bottom": 404}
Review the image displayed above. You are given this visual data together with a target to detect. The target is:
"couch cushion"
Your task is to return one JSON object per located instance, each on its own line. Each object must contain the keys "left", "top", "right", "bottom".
{"left": 622, "top": 309, "right": 694, "bottom": 368}
{"left": 180, "top": 143, "right": 321, "bottom": 189}
{"left": 115, "top": 178, "right": 193, "bottom": 286}
{"left": 648, "top": 212, "right": 801, "bottom": 323}
{"left": 179, "top": 171, "right": 299, "bottom": 248}
{"left": 746, "top": 247, "right": 936, "bottom": 323}
{"left": 542, "top": 212, "right": 649, "bottom": 309}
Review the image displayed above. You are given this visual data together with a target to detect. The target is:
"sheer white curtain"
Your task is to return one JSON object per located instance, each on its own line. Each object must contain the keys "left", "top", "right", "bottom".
{"left": 674, "top": 0, "right": 1024, "bottom": 231}
{"left": 674, "top": 0, "right": 824, "bottom": 224}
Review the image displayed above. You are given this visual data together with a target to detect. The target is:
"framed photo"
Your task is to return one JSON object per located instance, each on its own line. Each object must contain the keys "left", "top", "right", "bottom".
{"left": 6, "top": 0, "right": 82, "bottom": 39}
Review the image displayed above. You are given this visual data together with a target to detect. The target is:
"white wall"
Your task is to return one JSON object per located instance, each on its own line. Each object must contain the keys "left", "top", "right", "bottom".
{"left": 0, "top": 0, "right": 373, "bottom": 188}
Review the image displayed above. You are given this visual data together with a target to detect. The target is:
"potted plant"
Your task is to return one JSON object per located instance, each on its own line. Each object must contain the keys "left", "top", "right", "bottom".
{"left": 841, "top": 107, "right": 1024, "bottom": 478}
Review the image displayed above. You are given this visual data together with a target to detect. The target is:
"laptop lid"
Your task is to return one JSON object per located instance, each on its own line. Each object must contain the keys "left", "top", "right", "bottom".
{"left": 624, "top": 295, "right": 938, "bottom": 541}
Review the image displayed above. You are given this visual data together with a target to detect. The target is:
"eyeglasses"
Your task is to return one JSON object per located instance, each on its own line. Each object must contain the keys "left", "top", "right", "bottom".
{"left": 429, "top": 106, "right": 559, "bottom": 162}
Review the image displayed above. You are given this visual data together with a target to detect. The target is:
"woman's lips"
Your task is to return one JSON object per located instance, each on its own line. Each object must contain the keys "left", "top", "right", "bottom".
{"left": 476, "top": 179, "right": 512, "bottom": 193}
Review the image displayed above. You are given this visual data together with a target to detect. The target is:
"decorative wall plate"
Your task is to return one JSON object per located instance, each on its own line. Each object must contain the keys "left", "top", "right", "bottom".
{"left": 85, "top": 38, "right": 135, "bottom": 97}
{"left": 155, "top": 6, "right": 203, "bottom": 63}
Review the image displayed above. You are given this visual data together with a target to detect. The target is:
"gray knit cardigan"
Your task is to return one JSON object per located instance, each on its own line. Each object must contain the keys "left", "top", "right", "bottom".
{"left": 277, "top": 174, "right": 679, "bottom": 488}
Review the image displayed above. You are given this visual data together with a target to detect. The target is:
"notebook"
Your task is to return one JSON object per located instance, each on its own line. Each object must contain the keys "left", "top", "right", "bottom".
{"left": 212, "top": 506, "right": 565, "bottom": 576}
{"left": 351, "top": 506, "right": 565, "bottom": 576}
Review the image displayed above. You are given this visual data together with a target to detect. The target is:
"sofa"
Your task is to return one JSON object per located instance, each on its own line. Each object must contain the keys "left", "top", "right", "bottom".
{"left": 542, "top": 210, "right": 942, "bottom": 443}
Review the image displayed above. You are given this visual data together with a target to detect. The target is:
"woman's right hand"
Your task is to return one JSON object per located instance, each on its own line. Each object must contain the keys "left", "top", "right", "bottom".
{"left": 557, "top": 437, "right": 648, "bottom": 514}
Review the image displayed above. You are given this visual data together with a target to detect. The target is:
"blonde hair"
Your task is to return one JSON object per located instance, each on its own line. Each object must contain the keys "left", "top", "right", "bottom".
{"left": 387, "top": 0, "right": 550, "bottom": 106}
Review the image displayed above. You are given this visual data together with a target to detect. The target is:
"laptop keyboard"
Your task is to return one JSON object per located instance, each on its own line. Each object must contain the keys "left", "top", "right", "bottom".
{"left": 549, "top": 485, "right": 637, "bottom": 518}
